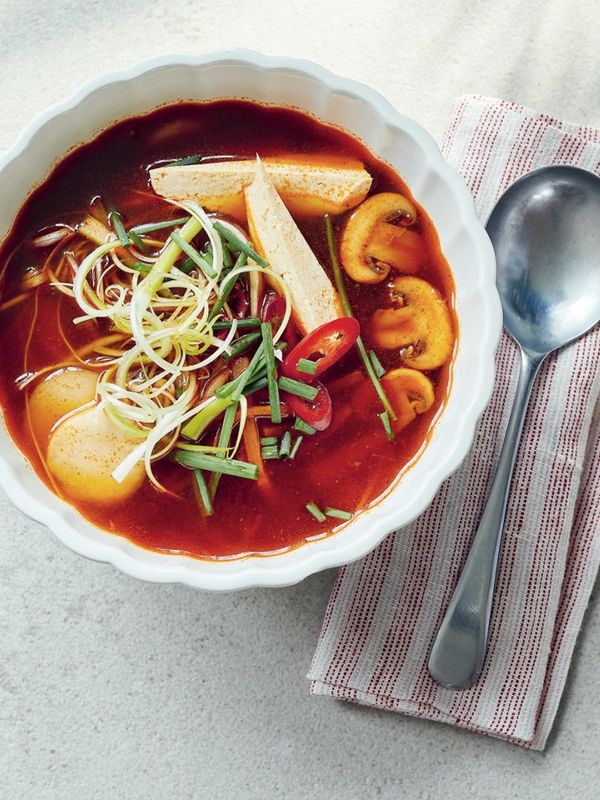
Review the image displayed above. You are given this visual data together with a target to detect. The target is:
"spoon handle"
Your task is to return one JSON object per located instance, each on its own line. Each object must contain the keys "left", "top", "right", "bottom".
{"left": 428, "top": 348, "right": 544, "bottom": 689}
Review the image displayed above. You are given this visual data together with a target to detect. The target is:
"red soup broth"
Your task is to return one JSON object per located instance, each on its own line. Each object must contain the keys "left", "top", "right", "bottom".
{"left": 0, "top": 101, "right": 456, "bottom": 559}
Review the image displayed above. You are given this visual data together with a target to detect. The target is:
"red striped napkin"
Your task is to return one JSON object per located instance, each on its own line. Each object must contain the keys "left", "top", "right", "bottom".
{"left": 308, "top": 95, "right": 600, "bottom": 749}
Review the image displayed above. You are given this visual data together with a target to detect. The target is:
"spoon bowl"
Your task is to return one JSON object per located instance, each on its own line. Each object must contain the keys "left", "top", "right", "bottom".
{"left": 429, "top": 165, "right": 600, "bottom": 689}
{"left": 487, "top": 166, "right": 600, "bottom": 354}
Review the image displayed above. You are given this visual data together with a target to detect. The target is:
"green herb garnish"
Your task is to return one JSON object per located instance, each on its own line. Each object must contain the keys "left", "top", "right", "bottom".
{"left": 194, "top": 470, "right": 214, "bottom": 516}
{"left": 305, "top": 502, "right": 326, "bottom": 522}
{"left": 260, "top": 436, "right": 278, "bottom": 446}
{"left": 261, "top": 445, "right": 280, "bottom": 460}
{"left": 290, "top": 435, "right": 303, "bottom": 459}
{"left": 297, "top": 358, "right": 318, "bottom": 376}
{"left": 128, "top": 229, "right": 148, "bottom": 253}
{"left": 278, "top": 376, "right": 319, "bottom": 401}
{"left": 209, "top": 271, "right": 240, "bottom": 321}
{"left": 368, "top": 350, "right": 385, "bottom": 378}
{"left": 243, "top": 375, "right": 269, "bottom": 396}
{"left": 174, "top": 449, "right": 258, "bottom": 480}
{"left": 108, "top": 210, "right": 130, "bottom": 248}
{"left": 222, "top": 243, "right": 233, "bottom": 268}
{"left": 261, "top": 322, "right": 281, "bottom": 423}
{"left": 209, "top": 402, "right": 239, "bottom": 496}
{"left": 279, "top": 430, "right": 292, "bottom": 459}
{"left": 293, "top": 417, "right": 317, "bottom": 436}
{"left": 223, "top": 331, "right": 262, "bottom": 361}
{"left": 379, "top": 410, "right": 394, "bottom": 442}
{"left": 131, "top": 261, "right": 152, "bottom": 273}
{"left": 324, "top": 214, "right": 396, "bottom": 420}
{"left": 324, "top": 507, "right": 352, "bottom": 521}
{"left": 213, "top": 221, "right": 269, "bottom": 267}
{"left": 130, "top": 216, "right": 191, "bottom": 235}
{"left": 170, "top": 231, "right": 216, "bottom": 279}
{"left": 165, "top": 155, "right": 202, "bottom": 167}
{"left": 233, "top": 250, "right": 248, "bottom": 269}
{"left": 212, "top": 317, "right": 261, "bottom": 331}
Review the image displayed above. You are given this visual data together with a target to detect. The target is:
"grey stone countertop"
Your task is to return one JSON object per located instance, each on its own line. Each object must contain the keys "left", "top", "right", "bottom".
{"left": 1, "top": 1, "right": 599, "bottom": 797}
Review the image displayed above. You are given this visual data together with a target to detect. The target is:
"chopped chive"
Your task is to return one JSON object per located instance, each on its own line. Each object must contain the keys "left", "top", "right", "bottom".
{"left": 131, "top": 216, "right": 191, "bottom": 235}
{"left": 231, "top": 343, "right": 264, "bottom": 401}
{"left": 222, "top": 244, "right": 233, "bottom": 268}
{"left": 279, "top": 430, "right": 292, "bottom": 459}
{"left": 297, "top": 358, "right": 318, "bottom": 376}
{"left": 379, "top": 411, "right": 394, "bottom": 442}
{"left": 170, "top": 230, "right": 216, "bottom": 279}
{"left": 165, "top": 154, "right": 202, "bottom": 167}
{"left": 369, "top": 350, "right": 385, "bottom": 379}
{"left": 173, "top": 449, "right": 258, "bottom": 480}
{"left": 215, "top": 344, "right": 267, "bottom": 400}
{"left": 209, "top": 402, "right": 239, "bottom": 496}
{"left": 290, "top": 435, "right": 303, "bottom": 459}
{"left": 177, "top": 257, "right": 196, "bottom": 275}
{"left": 261, "top": 322, "right": 281, "bottom": 424}
{"left": 293, "top": 417, "right": 317, "bottom": 436}
{"left": 131, "top": 261, "right": 152, "bottom": 273}
{"left": 260, "top": 436, "right": 278, "bottom": 446}
{"left": 278, "top": 376, "right": 319, "bottom": 401}
{"left": 128, "top": 229, "right": 149, "bottom": 253}
{"left": 243, "top": 375, "right": 268, "bottom": 396}
{"left": 261, "top": 445, "right": 280, "bottom": 460}
{"left": 209, "top": 272, "right": 239, "bottom": 321}
{"left": 234, "top": 250, "right": 248, "bottom": 269}
{"left": 108, "top": 211, "right": 130, "bottom": 248}
{"left": 223, "top": 331, "right": 261, "bottom": 361}
{"left": 324, "top": 214, "right": 396, "bottom": 420}
{"left": 213, "top": 221, "right": 269, "bottom": 267}
{"left": 193, "top": 470, "right": 214, "bottom": 516}
{"left": 305, "top": 502, "right": 326, "bottom": 523}
{"left": 324, "top": 507, "right": 352, "bottom": 521}
{"left": 213, "top": 317, "right": 261, "bottom": 330}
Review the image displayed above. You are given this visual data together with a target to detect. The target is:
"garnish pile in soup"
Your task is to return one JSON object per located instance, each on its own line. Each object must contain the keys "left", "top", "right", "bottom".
{"left": 0, "top": 101, "right": 456, "bottom": 558}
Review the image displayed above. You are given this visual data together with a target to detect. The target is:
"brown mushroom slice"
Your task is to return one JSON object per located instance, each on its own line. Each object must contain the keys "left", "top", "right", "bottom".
{"left": 340, "top": 192, "right": 418, "bottom": 284}
{"left": 371, "top": 276, "right": 453, "bottom": 370}
{"left": 382, "top": 367, "right": 435, "bottom": 432}
{"left": 366, "top": 224, "right": 424, "bottom": 273}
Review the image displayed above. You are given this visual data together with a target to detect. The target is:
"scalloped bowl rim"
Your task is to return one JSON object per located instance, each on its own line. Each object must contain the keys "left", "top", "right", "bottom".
{"left": 0, "top": 51, "right": 502, "bottom": 590}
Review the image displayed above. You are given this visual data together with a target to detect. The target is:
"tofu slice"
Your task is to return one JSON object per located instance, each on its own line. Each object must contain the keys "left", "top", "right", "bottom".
{"left": 150, "top": 159, "right": 372, "bottom": 218}
{"left": 245, "top": 160, "right": 343, "bottom": 334}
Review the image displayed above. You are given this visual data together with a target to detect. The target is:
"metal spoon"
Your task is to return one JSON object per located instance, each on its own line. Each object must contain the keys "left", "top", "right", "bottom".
{"left": 428, "top": 165, "right": 600, "bottom": 690}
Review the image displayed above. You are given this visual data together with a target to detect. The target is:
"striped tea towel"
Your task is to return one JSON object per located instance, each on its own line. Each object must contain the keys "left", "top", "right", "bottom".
{"left": 308, "top": 95, "right": 600, "bottom": 750}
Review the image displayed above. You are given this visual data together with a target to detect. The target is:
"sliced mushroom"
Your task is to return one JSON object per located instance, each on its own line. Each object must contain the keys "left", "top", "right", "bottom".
{"left": 371, "top": 276, "right": 453, "bottom": 370}
{"left": 382, "top": 367, "right": 435, "bottom": 432}
{"left": 340, "top": 192, "right": 418, "bottom": 284}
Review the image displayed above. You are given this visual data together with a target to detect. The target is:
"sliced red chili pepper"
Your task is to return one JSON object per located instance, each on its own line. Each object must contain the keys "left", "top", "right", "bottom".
{"left": 282, "top": 381, "right": 332, "bottom": 431}
{"left": 281, "top": 317, "right": 360, "bottom": 382}
{"left": 261, "top": 290, "right": 299, "bottom": 347}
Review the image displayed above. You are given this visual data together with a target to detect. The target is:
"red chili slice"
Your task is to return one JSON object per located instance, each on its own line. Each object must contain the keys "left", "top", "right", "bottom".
{"left": 281, "top": 317, "right": 360, "bottom": 382}
{"left": 282, "top": 380, "right": 332, "bottom": 431}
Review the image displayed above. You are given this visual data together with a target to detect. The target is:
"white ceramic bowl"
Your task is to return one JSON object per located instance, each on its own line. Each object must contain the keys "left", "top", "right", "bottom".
{"left": 0, "top": 51, "right": 501, "bottom": 590}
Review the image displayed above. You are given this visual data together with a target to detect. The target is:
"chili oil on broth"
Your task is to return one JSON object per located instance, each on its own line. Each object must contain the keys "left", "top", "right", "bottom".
{"left": 0, "top": 100, "right": 455, "bottom": 559}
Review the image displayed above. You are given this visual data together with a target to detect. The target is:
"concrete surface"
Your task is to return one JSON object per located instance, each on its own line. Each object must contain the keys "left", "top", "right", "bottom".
{"left": 1, "top": 1, "right": 599, "bottom": 798}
